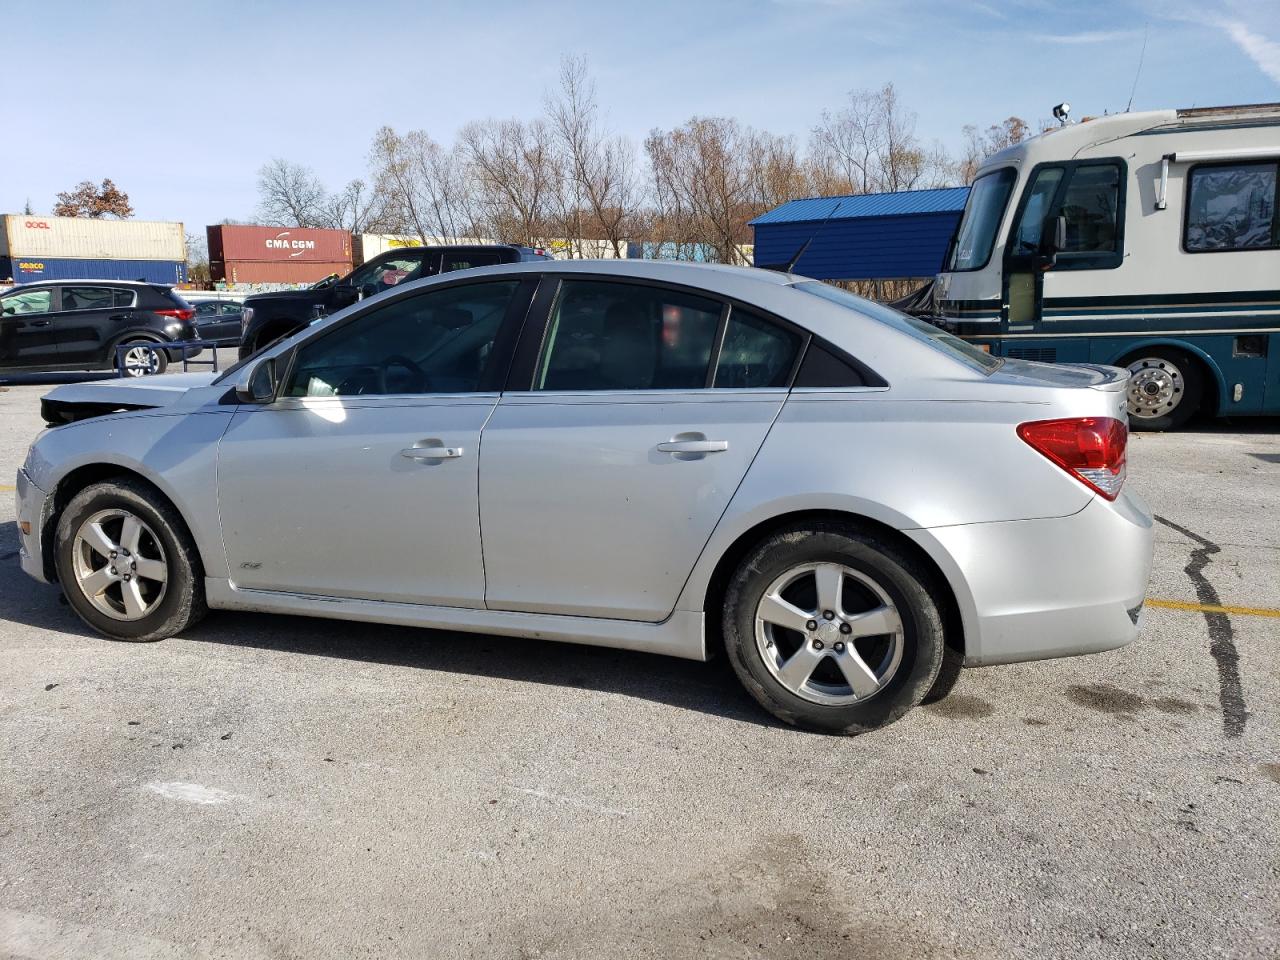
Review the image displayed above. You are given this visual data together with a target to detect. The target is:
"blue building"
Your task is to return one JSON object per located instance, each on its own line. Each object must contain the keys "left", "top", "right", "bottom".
{"left": 749, "top": 186, "right": 969, "bottom": 281}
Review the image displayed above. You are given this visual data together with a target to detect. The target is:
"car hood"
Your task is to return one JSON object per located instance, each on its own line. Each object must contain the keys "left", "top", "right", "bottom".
{"left": 40, "top": 372, "right": 220, "bottom": 425}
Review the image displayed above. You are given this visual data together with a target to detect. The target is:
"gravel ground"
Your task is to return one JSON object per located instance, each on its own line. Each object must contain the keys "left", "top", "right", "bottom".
{"left": 0, "top": 378, "right": 1276, "bottom": 960}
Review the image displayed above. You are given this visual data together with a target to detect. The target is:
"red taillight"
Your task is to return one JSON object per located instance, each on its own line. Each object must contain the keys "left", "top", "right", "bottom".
{"left": 1017, "top": 417, "right": 1127, "bottom": 501}
{"left": 155, "top": 308, "right": 195, "bottom": 321}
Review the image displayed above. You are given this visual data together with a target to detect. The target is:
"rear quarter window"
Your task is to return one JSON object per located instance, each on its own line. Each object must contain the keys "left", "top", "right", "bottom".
{"left": 793, "top": 281, "right": 1003, "bottom": 374}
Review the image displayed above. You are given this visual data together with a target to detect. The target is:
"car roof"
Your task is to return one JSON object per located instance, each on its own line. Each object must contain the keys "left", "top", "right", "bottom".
{"left": 8, "top": 279, "right": 169, "bottom": 289}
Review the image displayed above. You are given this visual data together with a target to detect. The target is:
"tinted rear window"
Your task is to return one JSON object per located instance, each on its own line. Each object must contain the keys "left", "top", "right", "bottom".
{"left": 793, "top": 282, "right": 1003, "bottom": 373}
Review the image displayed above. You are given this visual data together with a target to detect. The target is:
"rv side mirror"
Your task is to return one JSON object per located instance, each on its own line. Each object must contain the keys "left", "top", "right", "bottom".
{"left": 234, "top": 356, "right": 279, "bottom": 404}
{"left": 1040, "top": 215, "right": 1068, "bottom": 254}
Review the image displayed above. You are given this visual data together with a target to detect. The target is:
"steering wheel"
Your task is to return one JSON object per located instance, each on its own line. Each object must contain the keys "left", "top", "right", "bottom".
{"left": 379, "top": 354, "right": 431, "bottom": 394}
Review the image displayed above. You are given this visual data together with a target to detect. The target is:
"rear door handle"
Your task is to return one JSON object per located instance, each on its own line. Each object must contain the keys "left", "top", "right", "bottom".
{"left": 109, "top": 313, "right": 132, "bottom": 321}
{"left": 657, "top": 439, "right": 728, "bottom": 454}
{"left": 400, "top": 442, "right": 463, "bottom": 460}
{"left": 30, "top": 320, "right": 51, "bottom": 327}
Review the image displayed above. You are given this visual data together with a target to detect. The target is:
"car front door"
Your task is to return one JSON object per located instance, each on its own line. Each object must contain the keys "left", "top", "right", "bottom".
{"left": 55, "top": 285, "right": 133, "bottom": 366}
{"left": 479, "top": 278, "right": 804, "bottom": 621}
{"left": 216, "top": 276, "right": 534, "bottom": 606}
{"left": 0, "top": 286, "right": 58, "bottom": 368}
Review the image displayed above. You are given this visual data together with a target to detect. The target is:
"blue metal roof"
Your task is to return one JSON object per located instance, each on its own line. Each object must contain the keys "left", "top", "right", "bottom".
{"left": 749, "top": 186, "right": 970, "bottom": 226}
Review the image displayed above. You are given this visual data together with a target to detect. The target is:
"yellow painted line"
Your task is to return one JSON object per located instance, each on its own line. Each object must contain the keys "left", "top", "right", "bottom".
{"left": 1147, "top": 598, "right": 1280, "bottom": 620}
{"left": 0, "top": 483, "right": 13, "bottom": 491}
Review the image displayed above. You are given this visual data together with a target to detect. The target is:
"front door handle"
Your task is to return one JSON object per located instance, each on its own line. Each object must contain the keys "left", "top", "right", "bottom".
{"left": 657, "top": 439, "right": 728, "bottom": 454}
{"left": 400, "top": 441, "right": 463, "bottom": 460}
{"left": 30, "top": 320, "right": 51, "bottom": 327}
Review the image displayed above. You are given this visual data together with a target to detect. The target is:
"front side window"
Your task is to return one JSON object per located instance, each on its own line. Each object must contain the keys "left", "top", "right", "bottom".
{"left": 61, "top": 286, "right": 117, "bottom": 311}
{"left": 1185, "top": 161, "right": 1279, "bottom": 252}
{"left": 949, "top": 167, "right": 1016, "bottom": 271}
{"left": 1058, "top": 164, "right": 1121, "bottom": 254}
{"left": 285, "top": 280, "right": 518, "bottom": 397}
{"left": 536, "top": 280, "right": 721, "bottom": 391}
{"left": 1010, "top": 167, "right": 1065, "bottom": 256}
{"left": 347, "top": 256, "right": 426, "bottom": 295}
{"left": 713, "top": 308, "right": 801, "bottom": 388}
{"left": 1, "top": 288, "right": 53, "bottom": 315}
{"left": 194, "top": 302, "right": 219, "bottom": 319}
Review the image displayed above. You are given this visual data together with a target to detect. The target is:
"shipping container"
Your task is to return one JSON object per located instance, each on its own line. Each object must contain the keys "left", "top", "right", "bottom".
{"left": 0, "top": 256, "right": 187, "bottom": 284}
{"left": 355, "top": 233, "right": 424, "bottom": 264}
{"left": 210, "top": 259, "right": 351, "bottom": 285}
{"left": 0, "top": 215, "right": 186, "bottom": 262}
{"left": 208, "top": 225, "right": 351, "bottom": 264}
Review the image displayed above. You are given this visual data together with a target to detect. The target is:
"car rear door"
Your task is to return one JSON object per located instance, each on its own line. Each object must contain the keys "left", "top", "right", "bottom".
{"left": 478, "top": 277, "right": 805, "bottom": 621}
{"left": 216, "top": 276, "right": 535, "bottom": 606}
{"left": 55, "top": 284, "right": 133, "bottom": 365}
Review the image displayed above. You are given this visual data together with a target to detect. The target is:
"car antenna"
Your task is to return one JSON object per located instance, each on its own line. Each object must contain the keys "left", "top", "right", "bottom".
{"left": 783, "top": 197, "right": 848, "bottom": 274}
{"left": 1125, "top": 23, "right": 1148, "bottom": 113}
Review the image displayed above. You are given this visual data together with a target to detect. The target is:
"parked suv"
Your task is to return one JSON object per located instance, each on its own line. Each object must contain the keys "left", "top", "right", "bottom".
{"left": 0, "top": 281, "right": 197, "bottom": 376}
{"left": 238, "top": 244, "right": 551, "bottom": 358}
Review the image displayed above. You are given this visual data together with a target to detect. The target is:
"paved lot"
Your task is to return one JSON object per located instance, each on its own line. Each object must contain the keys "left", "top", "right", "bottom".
{"left": 0, "top": 378, "right": 1276, "bottom": 960}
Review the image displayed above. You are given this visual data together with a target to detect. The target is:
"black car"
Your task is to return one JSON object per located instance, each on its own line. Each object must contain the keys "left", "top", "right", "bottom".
{"left": 0, "top": 280, "right": 198, "bottom": 376}
{"left": 190, "top": 298, "right": 244, "bottom": 344}
{"left": 238, "top": 244, "right": 551, "bottom": 358}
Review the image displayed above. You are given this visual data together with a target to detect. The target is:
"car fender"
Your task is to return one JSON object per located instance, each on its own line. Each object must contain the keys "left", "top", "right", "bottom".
{"left": 28, "top": 410, "right": 234, "bottom": 579}
{"left": 674, "top": 490, "right": 982, "bottom": 655}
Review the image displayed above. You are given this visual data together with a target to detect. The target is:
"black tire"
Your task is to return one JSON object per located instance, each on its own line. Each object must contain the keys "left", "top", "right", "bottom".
{"left": 722, "top": 522, "right": 945, "bottom": 734}
{"left": 1122, "top": 347, "right": 1204, "bottom": 432}
{"left": 54, "top": 478, "right": 207, "bottom": 642}
{"left": 116, "top": 338, "right": 168, "bottom": 377}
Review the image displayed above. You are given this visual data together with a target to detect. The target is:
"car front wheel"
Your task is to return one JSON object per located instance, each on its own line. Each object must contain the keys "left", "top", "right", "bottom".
{"left": 55, "top": 479, "right": 206, "bottom": 642}
{"left": 722, "top": 522, "right": 945, "bottom": 734}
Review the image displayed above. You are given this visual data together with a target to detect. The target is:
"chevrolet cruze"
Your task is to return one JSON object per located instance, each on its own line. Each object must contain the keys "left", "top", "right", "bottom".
{"left": 14, "top": 260, "right": 1153, "bottom": 734}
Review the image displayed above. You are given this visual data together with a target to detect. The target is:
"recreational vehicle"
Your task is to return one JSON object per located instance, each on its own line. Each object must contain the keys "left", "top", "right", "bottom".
{"left": 935, "top": 103, "right": 1279, "bottom": 430}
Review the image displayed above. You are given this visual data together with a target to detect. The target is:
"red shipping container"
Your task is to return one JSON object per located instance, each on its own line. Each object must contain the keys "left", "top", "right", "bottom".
{"left": 211, "top": 259, "right": 351, "bottom": 284}
{"left": 206, "top": 225, "right": 351, "bottom": 264}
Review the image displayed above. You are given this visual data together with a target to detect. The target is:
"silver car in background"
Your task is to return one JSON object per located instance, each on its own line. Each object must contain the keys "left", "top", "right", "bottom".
{"left": 14, "top": 260, "right": 1153, "bottom": 734}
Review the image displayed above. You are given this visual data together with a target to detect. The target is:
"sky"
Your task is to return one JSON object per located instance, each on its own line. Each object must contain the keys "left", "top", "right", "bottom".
{"left": 4, "top": 0, "right": 1278, "bottom": 234}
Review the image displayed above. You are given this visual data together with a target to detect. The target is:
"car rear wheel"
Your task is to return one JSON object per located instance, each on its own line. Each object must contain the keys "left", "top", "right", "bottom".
{"left": 1123, "top": 348, "right": 1203, "bottom": 431}
{"left": 55, "top": 479, "right": 206, "bottom": 642}
{"left": 722, "top": 522, "right": 945, "bottom": 734}
{"left": 119, "top": 340, "right": 168, "bottom": 377}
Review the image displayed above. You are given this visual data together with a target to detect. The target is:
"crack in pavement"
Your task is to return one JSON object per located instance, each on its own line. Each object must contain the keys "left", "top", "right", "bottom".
{"left": 1153, "top": 515, "right": 1247, "bottom": 738}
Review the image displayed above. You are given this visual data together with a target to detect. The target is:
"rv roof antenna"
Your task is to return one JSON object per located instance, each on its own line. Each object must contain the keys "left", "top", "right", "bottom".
{"left": 783, "top": 197, "right": 848, "bottom": 274}
{"left": 1052, "top": 102, "right": 1071, "bottom": 125}
{"left": 1126, "top": 23, "right": 1149, "bottom": 113}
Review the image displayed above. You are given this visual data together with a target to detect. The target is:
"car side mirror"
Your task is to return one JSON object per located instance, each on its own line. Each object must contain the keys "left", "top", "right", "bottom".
{"left": 234, "top": 356, "right": 279, "bottom": 404}
{"left": 1036, "top": 215, "right": 1068, "bottom": 270}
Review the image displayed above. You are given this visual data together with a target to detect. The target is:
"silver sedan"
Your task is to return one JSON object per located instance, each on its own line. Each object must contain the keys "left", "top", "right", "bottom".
{"left": 14, "top": 260, "right": 1153, "bottom": 733}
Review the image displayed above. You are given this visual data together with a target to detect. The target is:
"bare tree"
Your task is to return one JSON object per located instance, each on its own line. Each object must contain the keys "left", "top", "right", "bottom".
{"left": 808, "top": 83, "right": 953, "bottom": 194}
{"left": 645, "top": 117, "right": 801, "bottom": 264}
{"left": 459, "top": 117, "right": 555, "bottom": 247}
{"left": 369, "top": 127, "right": 478, "bottom": 242}
{"left": 256, "top": 158, "right": 327, "bottom": 226}
{"left": 320, "top": 178, "right": 395, "bottom": 235}
{"left": 957, "top": 116, "right": 1031, "bottom": 183}
{"left": 545, "top": 55, "right": 639, "bottom": 257}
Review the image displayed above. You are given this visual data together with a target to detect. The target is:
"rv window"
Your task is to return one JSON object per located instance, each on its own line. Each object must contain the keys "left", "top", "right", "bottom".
{"left": 1058, "top": 164, "right": 1121, "bottom": 254}
{"left": 1184, "top": 161, "right": 1279, "bottom": 252}
{"left": 1010, "top": 167, "right": 1066, "bottom": 256}
{"left": 949, "top": 168, "right": 1016, "bottom": 272}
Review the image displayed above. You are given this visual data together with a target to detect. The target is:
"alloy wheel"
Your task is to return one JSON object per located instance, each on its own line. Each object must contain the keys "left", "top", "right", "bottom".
{"left": 754, "top": 562, "right": 905, "bottom": 706}
{"left": 71, "top": 509, "right": 169, "bottom": 621}
{"left": 122, "top": 344, "right": 161, "bottom": 377}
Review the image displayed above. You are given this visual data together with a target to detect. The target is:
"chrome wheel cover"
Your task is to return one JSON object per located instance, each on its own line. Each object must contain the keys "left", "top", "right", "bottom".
{"left": 71, "top": 509, "right": 169, "bottom": 621}
{"left": 1126, "top": 356, "right": 1184, "bottom": 421}
{"left": 122, "top": 344, "right": 160, "bottom": 377}
{"left": 754, "top": 562, "right": 905, "bottom": 706}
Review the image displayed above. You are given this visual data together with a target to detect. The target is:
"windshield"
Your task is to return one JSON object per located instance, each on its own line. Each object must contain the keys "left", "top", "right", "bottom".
{"left": 949, "top": 167, "right": 1016, "bottom": 271}
{"left": 793, "top": 281, "right": 1003, "bottom": 373}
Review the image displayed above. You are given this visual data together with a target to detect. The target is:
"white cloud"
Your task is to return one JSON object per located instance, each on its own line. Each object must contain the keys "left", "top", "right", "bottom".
{"left": 1220, "top": 20, "right": 1280, "bottom": 84}
{"left": 1040, "top": 29, "right": 1145, "bottom": 44}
